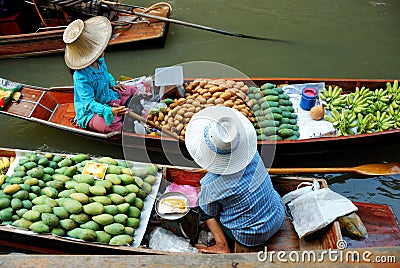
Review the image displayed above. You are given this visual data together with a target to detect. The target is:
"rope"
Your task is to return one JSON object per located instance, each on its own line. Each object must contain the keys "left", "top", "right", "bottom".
{"left": 32, "top": 0, "right": 47, "bottom": 27}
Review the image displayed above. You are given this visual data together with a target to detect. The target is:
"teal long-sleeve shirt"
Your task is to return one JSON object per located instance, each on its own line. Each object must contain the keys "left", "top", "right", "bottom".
{"left": 73, "top": 57, "right": 119, "bottom": 128}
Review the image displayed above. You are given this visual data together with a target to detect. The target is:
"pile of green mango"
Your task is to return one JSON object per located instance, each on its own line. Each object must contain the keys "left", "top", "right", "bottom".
{"left": 0, "top": 152, "right": 158, "bottom": 246}
{"left": 248, "top": 83, "right": 300, "bottom": 141}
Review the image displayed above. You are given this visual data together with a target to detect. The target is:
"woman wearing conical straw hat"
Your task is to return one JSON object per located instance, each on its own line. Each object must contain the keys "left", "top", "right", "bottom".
{"left": 185, "top": 106, "right": 285, "bottom": 253}
{"left": 63, "top": 16, "right": 136, "bottom": 133}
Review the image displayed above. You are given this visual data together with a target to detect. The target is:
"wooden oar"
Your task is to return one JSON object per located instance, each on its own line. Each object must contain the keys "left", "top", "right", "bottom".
{"left": 192, "top": 163, "right": 400, "bottom": 176}
{"left": 127, "top": 110, "right": 185, "bottom": 143}
{"left": 99, "top": 0, "right": 290, "bottom": 43}
{"left": 268, "top": 163, "right": 400, "bottom": 176}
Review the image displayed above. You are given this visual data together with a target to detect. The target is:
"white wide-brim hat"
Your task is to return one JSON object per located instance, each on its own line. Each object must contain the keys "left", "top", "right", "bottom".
{"left": 185, "top": 106, "right": 257, "bottom": 175}
{"left": 63, "top": 16, "right": 112, "bottom": 70}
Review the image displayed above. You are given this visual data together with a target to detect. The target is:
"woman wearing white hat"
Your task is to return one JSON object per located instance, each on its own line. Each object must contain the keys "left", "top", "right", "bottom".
{"left": 185, "top": 106, "right": 285, "bottom": 253}
{"left": 63, "top": 16, "right": 136, "bottom": 133}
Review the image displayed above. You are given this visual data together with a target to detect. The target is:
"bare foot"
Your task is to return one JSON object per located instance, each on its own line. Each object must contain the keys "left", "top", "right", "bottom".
{"left": 196, "top": 243, "right": 230, "bottom": 254}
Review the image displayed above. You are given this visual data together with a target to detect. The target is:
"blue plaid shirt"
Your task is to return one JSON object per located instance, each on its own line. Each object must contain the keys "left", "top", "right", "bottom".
{"left": 73, "top": 57, "right": 119, "bottom": 128}
{"left": 198, "top": 151, "right": 285, "bottom": 246}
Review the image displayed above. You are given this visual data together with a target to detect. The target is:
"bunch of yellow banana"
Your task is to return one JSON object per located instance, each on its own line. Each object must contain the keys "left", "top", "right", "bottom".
{"left": 372, "top": 111, "right": 395, "bottom": 132}
{"left": 387, "top": 80, "right": 400, "bottom": 109}
{"left": 388, "top": 105, "right": 400, "bottom": 128}
{"left": 366, "top": 101, "right": 388, "bottom": 114}
{"left": 324, "top": 108, "right": 357, "bottom": 136}
{"left": 319, "top": 85, "right": 346, "bottom": 110}
{"left": 372, "top": 88, "right": 390, "bottom": 103}
{"left": 356, "top": 113, "right": 374, "bottom": 134}
{"left": 347, "top": 90, "right": 371, "bottom": 114}
{"left": 0, "top": 156, "right": 14, "bottom": 173}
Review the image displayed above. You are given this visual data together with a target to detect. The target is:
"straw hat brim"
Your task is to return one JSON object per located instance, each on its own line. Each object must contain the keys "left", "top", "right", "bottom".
{"left": 64, "top": 16, "right": 112, "bottom": 70}
{"left": 185, "top": 106, "right": 257, "bottom": 175}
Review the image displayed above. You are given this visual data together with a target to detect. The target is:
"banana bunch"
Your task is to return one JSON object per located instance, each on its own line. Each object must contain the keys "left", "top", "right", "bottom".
{"left": 0, "top": 156, "right": 14, "bottom": 173}
{"left": 324, "top": 108, "right": 357, "bottom": 136}
{"left": 372, "top": 111, "right": 395, "bottom": 132}
{"left": 366, "top": 101, "right": 388, "bottom": 114}
{"left": 372, "top": 88, "right": 390, "bottom": 103}
{"left": 347, "top": 89, "right": 371, "bottom": 115}
{"left": 319, "top": 85, "right": 346, "bottom": 110}
{"left": 387, "top": 80, "right": 400, "bottom": 109}
{"left": 386, "top": 80, "right": 399, "bottom": 95}
{"left": 388, "top": 105, "right": 400, "bottom": 128}
{"left": 356, "top": 113, "right": 374, "bottom": 134}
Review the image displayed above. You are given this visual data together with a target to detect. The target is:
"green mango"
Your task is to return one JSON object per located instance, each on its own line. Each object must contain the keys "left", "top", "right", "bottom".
{"left": 80, "top": 220, "right": 100, "bottom": 231}
{"left": 83, "top": 202, "right": 104, "bottom": 215}
{"left": 70, "top": 213, "right": 90, "bottom": 224}
{"left": 104, "top": 223, "right": 125, "bottom": 235}
{"left": 92, "top": 214, "right": 114, "bottom": 225}
{"left": 12, "top": 218, "right": 33, "bottom": 229}
{"left": 41, "top": 213, "right": 59, "bottom": 227}
{"left": 109, "top": 234, "right": 133, "bottom": 245}
{"left": 62, "top": 198, "right": 83, "bottom": 214}
{"left": 95, "top": 230, "right": 111, "bottom": 244}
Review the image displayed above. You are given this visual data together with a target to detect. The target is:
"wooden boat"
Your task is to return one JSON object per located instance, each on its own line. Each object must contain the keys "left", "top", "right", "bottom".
{"left": 0, "top": 1, "right": 171, "bottom": 58}
{"left": 1, "top": 77, "right": 399, "bottom": 167}
{"left": 0, "top": 147, "right": 398, "bottom": 255}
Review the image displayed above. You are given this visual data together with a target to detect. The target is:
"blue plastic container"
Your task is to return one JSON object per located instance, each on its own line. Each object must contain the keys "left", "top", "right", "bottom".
{"left": 300, "top": 87, "right": 318, "bottom": 111}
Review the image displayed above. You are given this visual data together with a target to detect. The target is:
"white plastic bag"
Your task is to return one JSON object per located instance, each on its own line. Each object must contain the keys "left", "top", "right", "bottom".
{"left": 283, "top": 181, "right": 358, "bottom": 238}
{"left": 149, "top": 227, "right": 198, "bottom": 253}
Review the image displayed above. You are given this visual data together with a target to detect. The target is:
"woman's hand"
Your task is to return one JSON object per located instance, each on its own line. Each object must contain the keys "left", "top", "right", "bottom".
{"left": 113, "top": 83, "right": 126, "bottom": 91}
{"left": 111, "top": 104, "right": 128, "bottom": 116}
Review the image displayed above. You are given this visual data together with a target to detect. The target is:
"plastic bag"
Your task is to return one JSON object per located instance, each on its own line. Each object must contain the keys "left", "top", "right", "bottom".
{"left": 168, "top": 182, "right": 200, "bottom": 208}
{"left": 149, "top": 227, "right": 198, "bottom": 253}
{"left": 284, "top": 183, "right": 358, "bottom": 238}
{"left": 120, "top": 76, "right": 153, "bottom": 97}
{"left": 141, "top": 100, "right": 167, "bottom": 118}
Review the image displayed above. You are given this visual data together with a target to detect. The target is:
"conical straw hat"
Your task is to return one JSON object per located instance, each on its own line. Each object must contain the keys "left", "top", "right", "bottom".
{"left": 185, "top": 106, "right": 257, "bottom": 175}
{"left": 63, "top": 16, "right": 112, "bottom": 70}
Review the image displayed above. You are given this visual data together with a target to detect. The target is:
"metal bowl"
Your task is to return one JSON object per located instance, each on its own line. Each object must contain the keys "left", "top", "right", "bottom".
{"left": 155, "top": 191, "right": 191, "bottom": 220}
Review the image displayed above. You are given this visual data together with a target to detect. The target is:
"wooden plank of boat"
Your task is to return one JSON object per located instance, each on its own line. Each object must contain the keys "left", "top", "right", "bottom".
{"left": 0, "top": 148, "right": 399, "bottom": 255}
{"left": 0, "top": 247, "right": 399, "bottom": 268}
{"left": 0, "top": 2, "right": 171, "bottom": 58}
{"left": 1, "top": 78, "right": 399, "bottom": 167}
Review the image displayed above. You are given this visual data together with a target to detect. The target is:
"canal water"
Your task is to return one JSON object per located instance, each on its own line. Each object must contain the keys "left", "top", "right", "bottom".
{"left": 0, "top": 0, "right": 399, "bottom": 237}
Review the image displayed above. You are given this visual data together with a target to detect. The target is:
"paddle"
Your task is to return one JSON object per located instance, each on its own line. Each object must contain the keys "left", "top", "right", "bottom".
{"left": 127, "top": 110, "right": 185, "bottom": 143}
{"left": 99, "top": 0, "right": 290, "bottom": 43}
{"left": 191, "top": 163, "right": 400, "bottom": 176}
